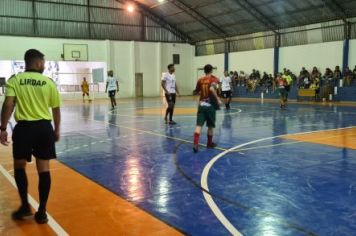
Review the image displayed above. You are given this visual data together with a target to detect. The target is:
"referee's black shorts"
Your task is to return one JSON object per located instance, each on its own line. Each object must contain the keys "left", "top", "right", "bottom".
{"left": 12, "top": 120, "right": 56, "bottom": 162}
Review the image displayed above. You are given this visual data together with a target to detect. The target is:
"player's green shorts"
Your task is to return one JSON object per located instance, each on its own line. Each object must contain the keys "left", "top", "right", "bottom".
{"left": 278, "top": 88, "right": 287, "bottom": 99}
{"left": 196, "top": 105, "right": 216, "bottom": 128}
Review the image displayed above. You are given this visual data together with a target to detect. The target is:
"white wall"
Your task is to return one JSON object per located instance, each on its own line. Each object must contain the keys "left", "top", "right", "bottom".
{"left": 161, "top": 43, "right": 194, "bottom": 95}
{"left": 193, "top": 54, "right": 224, "bottom": 82}
{"left": 229, "top": 48, "right": 274, "bottom": 74}
{"left": 0, "top": 36, "right": 107, "bottom": 62}
{"left": 349, "top": 39, "right": 356, "bottom": 69}
{"left": 279, "top": 41, "right": 343, "bottom": 74}
{"left": 133, "top": 42, "right": 195, "bottom": 97}
{"left": 0, "top": 36, "right": 195, "bottom": 98}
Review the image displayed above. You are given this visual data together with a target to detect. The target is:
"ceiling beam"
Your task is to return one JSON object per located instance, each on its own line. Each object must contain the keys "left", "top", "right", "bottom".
{"left": 231, "top": 0, "right": 279, "bottom": 33}
{"left": 166, "top": 0, "right": 228, "bottom": 39}
{"left": 115, "top": 0, "right": 192, "bottom": 43}
{"left": 320, "top": 0, "right": 348, "bottom": 23}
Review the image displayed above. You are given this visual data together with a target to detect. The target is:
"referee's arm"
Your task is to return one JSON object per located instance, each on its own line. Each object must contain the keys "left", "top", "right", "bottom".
{"left": 52, "top": 107, "right": 61, "bottom": 142}
{"left": 0, "top": 96, "right": 16, "bottom": 145}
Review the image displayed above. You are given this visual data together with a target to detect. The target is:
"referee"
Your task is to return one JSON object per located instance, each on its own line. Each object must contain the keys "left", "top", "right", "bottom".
{"left": 0, "top": 49, "right": 61, "bottom": 224}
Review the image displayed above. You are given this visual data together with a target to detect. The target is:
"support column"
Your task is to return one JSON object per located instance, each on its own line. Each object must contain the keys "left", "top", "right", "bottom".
{"left": 342, "top": 22, "right": 351, "bottom": 71}
{"left": 224, "top": 40, "right": 230, "bottom": 72}
{"left": 273, "top": 33, "right": 281, "bottom": 75}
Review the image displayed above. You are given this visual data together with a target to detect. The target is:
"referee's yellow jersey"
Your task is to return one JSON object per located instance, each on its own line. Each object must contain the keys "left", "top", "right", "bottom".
{"left": 5, "top": 71, "right": 61, "bottom": 121}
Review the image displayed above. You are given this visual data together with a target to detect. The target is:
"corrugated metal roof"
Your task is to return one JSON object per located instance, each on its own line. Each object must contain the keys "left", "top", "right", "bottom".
{"left": 0, "top": 0, "right": 355, "bottom": 43}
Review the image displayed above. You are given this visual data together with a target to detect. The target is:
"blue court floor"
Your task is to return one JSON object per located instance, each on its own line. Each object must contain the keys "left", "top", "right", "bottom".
{"left": 56, "top": 98, "right": 356, "bottom": 236}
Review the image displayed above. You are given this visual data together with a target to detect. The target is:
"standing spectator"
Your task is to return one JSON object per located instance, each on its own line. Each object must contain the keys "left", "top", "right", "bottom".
{"left": 287, "top": 70, "right": 297, "bottom": 85}
{"left": 334, "top": 66, "right": 342, "bottom": 86}
{"left": 323, "top": 68, "right": 334, "bottom": 85}
{"left": 298, "top": 67, "right": 310, "bottom": 88}
{"left": 229, "top": 71, "right": 237, "bottom": 89}
{"left": 261, "top": 72, "right": 269, "bottom": 90}
{"left": 249, "top": 69, "right": 256, "bottom": 80}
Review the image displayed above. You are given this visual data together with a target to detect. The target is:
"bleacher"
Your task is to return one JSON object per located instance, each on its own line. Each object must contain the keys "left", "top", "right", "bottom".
{"left": 233, "top": 76, "right": 355, "bottom": 102}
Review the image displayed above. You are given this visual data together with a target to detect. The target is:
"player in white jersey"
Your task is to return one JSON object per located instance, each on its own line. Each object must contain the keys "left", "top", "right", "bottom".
{"left": 161, "top": 64, "right": 180, "bottom": 125}
{"left": 220, "top": 71, "right": 233, "bottom": 110}
{"left": 105, "top": 70, "right": 119, "bottom": 110}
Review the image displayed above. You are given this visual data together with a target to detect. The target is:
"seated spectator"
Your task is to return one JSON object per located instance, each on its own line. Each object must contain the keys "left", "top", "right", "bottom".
{"left": 311, "top": 67, "right": 321, "bottom": 82}
{"left": 298, "top": 67, "right": 310, "bottom": 88}
{"left": 333, "top": 66, "right": 342, "bottom": 86}
{"left": 238, "top": 71, "right": 247, "bottom": 87}
{"left": 288, "top": 70, "right": 297, "bottom": 84}
{"left": 322, "top": 68, "right": 334, "bottom": 85}
{"left": 343, "top": 67, "right": 353, "bottom": 86}
{"left": 246, "top": 69, "right": 259, "bottom": 93}
{"left": 267, "top": 74, "right": 274, "bottom": 91}
{"left": 249, "top": 69, "right": 257, "bottom": 80}
{"left": 261, "top": 72, "right": 269, "bottom": 87}
{"left": 229, "top": 71, "right": 237, "bottom": 88}
{"left": 353, "top": 66, "right": 356, "bottom": 81}
{"left": 310, "top": 79, "right": 320, "bottom": 99}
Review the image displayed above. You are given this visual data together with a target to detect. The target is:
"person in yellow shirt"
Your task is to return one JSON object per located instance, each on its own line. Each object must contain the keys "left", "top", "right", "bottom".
{"left": 81, "top": 77, "right": 90, "bottom": 102}
{"left": 0, "top": 49, "right": 61, "bottom": 224}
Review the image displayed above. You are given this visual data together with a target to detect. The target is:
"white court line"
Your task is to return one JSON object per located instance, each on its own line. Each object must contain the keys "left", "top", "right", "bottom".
{"left": 0, "top": 164, "right": 69, "bottom": 236}
{"left": 201, "top": 126, "right": 356, "bottom": 236}
{"left": 109, "top": 106, "right": 242, "bottom": 118}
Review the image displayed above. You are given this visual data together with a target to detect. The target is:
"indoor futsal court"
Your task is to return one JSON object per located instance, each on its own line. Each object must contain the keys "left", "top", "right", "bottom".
{"left": 1, "top": 0, "right": 356, "bottom": 236}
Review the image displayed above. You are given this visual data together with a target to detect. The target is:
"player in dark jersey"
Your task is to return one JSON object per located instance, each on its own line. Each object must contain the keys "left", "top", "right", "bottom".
{"left": 276, "top": 73, "right": 288, "bottom": 109}
{"left": 192, "top": 64, "right": 222, "bottom": 153}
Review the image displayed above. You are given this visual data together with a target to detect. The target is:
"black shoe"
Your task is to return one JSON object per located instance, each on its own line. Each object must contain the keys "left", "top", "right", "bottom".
{"left": 35, "top": 211, "right": 48, "bottom": 224}
{"left": 207, "top": 143, "right": 217, "bottom": 149}
{"left": 169, "top": 120, "right": 177, "bottom": 125}
{"left": 193, "top": 144, "right": 199, "bottom": 153}
{"left": 12, "top": 205, "right": 32, "bottom": 220}
{"left": 164, "top": 118, "right": 168, "bottom": 124}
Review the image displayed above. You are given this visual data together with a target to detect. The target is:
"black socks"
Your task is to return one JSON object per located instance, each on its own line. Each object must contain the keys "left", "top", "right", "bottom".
{"left": 14, "top": 168, "right": 29, "bottom": 207}
{"left": 38, "top": 171, "right": 51, "bottom": 213}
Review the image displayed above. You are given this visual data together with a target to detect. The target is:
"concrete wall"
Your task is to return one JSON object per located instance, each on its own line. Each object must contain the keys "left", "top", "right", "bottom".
{"left": 0, "top": 36, "right": 195, "bottom": 98}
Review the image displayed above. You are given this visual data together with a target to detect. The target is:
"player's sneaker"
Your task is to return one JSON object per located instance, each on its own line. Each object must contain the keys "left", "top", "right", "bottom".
{"left": 193, "top": 144, "right": 199, "bottom": 153}
{"left": 169, "top": 120, "right": 177, "bottom": 125}
{"left": 12, "top": 205, "right": 32, "bottom": 220}
{"left": 35, "top": 211, "right": 48, "bottom": 224}
{"left": 207, "top": 142, "right": 217, "bottom": 149}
